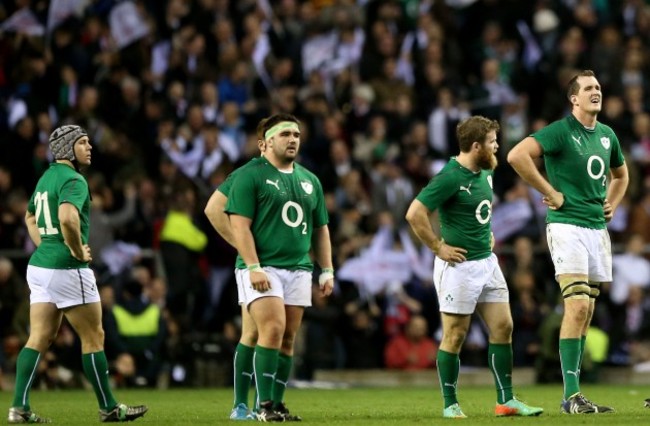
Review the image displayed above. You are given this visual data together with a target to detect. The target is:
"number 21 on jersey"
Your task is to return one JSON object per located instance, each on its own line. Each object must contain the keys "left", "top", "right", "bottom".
{"left": 34, "top": 191, "right": 59, "bottom": 235}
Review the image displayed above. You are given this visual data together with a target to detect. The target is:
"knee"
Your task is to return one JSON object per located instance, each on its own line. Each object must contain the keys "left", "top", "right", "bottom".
{"left": 442, "top": 328, "right": 467, "bottom": 351}
{"left": 79, "top": 327, "right": 105, "bottom": 352}
{"left": 490, "top": 319, "right": 513, "bottom": 342}
{"left": 258, "top": 318, "right": 285, "bottom": 341}
{"left": 26, "top": 332, "right": 56, "bottom": 352}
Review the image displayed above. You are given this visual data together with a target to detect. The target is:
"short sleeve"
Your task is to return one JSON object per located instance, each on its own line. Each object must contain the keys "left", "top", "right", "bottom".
{"left": 416, "top": 171, "right": 457, "bottom": 212}
{"left": 312, "top": 178, "right": 329, "bottom": 227}
{"left": 610, "top": 133, "right": 625, "bottom": 168}
{"left": 217, "top": 169, "right": 237, "bottom": 197}
{"left": 532, "top": 121, "right": 563, "bottom": 155}
{"left": 59, "top": 177, "right": 88, "bottom": 212}
{"left": 225, "top": 170, "right": 257, "bottom": 219}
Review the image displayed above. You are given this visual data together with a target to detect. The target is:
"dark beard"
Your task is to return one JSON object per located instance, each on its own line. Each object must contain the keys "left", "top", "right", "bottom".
{"left": 477, "top": 149, "right": 498, "bottom": 170}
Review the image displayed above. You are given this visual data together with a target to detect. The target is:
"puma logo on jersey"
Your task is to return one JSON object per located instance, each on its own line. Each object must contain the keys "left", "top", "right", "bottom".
{"left": 459, "top": 183, "right": 472, "bottom": 195}
{"left": 266, "top": 179, "right": 280, "bottom": 190}
{"left": 444, "top": 382, "right": 457, "bottom": 390}
{"left": 571, "top": 135, "right": 582, "bottom": 146}
{"left": 566, "top": 370, "right": 578, "bottom": 378}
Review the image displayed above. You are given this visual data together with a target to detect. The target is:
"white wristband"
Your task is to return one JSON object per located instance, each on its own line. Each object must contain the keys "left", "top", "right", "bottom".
{"left": 247, "top": 263, "right": 264, "bottom": 273}
{"left": 318, "top": 269, "right": 334, "bottom": 286}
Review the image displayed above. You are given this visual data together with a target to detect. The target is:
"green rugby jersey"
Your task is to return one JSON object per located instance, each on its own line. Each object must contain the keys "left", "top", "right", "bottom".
{"left": 416, "top": 158, "right": 493, "bottom": 261}
{"left": 533, "top": 115, "right": 625, "bottom": 229}
{"left": 225, "top": 158, "right": 328, "bottom": 271}
{"left": 27, "top": 163, "right": 91, "bottom": 269}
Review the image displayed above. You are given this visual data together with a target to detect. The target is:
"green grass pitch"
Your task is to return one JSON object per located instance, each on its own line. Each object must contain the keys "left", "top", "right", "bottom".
{"left": 1, "top": 384, "right": 650, "bottom": 424}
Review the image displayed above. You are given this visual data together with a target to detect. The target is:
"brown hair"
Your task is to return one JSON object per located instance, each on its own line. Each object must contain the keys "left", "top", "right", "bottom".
{"left": 256, "top": 117, "right": 269, "bottom": 141}
{"left": 456, "top": 116, "right": 500, "bottom": 153}
{"left": 262, "top": 113, "right": 300, "bottom": 139}
{"left": 567, "top": 70, "right": 596, "bottom": 101}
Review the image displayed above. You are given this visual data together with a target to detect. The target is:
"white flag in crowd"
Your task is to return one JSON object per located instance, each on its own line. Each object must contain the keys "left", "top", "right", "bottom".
{"left": 47, "top": 0, "right": 90, "bottom": 33}
{"left": 0, "top": 8, "right": 45, "bottom": 36}
{"left": 109, "top": 1, "right": 150, "bottom": 49}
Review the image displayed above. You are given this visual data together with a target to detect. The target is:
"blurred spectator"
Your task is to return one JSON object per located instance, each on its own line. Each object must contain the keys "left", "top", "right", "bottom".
{"left": 88, "top": 182, "right": 138, "bottom": 280}
{"left": 104, "top": 279, "right": 167, "bottom": 388}
{"left": 384, "top": 314, "right": 438, "bottom": 370}
{"left": 509, "top": 269, "right": 546, "bottom": 366}
{"left": 341, "top": 303, "right": 384, "bottom": 369}
{"left": 0, "top": 257, "right": 28, "bottom": 348}
{"left": 159, "top": 185, "right": 207, "bottom": 330}
{"left": 0, "top": 189, "right": 29, "bottom": 250}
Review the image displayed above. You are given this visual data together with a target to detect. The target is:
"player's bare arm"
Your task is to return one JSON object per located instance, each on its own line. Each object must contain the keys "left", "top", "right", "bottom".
{"left": 312, "top": 225, "right": 334, "bottom": 297}
{"left": 230, "top": 213, "right": 270, "bottom": 292}
{"left": 604, "top": 164, "right": 629, "bottom": 222}
{"left": 507, "top": 136, "right": 564, "bottom": 209}
{"left": 204, "top": 190, "right": 237, "bottom": 248}
{"left": 59, "top": 202, "right": 91, "bottom": 262}
{"left": 405, "top": 199, "right": 467, "bottom": 263}
{"left": 24, "top": 210, "right": 41, "bottom": 247}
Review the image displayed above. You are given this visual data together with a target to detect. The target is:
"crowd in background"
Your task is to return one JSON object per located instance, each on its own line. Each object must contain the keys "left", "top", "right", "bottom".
{"left": 2, "top": 0, "right": 650, "bottom": 388}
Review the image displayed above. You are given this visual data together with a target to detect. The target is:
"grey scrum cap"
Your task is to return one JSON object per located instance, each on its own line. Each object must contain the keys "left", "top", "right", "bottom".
{"left": 49, "top": 125, "right": 88, "bottom": 161}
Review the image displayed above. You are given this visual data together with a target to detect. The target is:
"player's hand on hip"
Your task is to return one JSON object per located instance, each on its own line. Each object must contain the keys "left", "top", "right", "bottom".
{"left": 250, "top": 270, "right": 271, "bottom": 292}
{"left": 437, "top": 243, "right": 467, "bottom": 264}
{"left": 604, "top": 198, "right": 614, "bottom": 222}
{"left": 71, "top": 244, "right": 92, "bottom": 262}
{"left": 542, "top": 190, "right": 564, "bottom": 210}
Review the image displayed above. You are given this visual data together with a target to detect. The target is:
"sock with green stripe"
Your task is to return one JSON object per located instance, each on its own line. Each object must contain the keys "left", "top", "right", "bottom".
{"left": 82, "top": 351, "right": 118, "bottom": 411}
{"left": 12, "top": 347, "right": 41, "bottom": 410}
{"left": 560, "top": 338, "right": 581, "bottom": 399}
{"left": 254, "top": 345, "right": 279, "bottom": 404}
{"left": 233, "top": 343, "right": 255, "bottom": 407}
{"left": 578, "top": 335, "right": 587, "bottom": 376}
{"left": 437, "top": 349, "right": 460, "bottom": 408}
{"left": 488, "top": 343, "right": 514, "bottom": 404}
{"left": 272, "top": 353, "right": 292, "bottom": 407}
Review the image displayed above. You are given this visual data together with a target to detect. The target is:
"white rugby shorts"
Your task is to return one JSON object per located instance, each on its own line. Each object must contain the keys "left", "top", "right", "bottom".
{"left": 27, "top": 265, "right": 100, "bottom": 308}
{"left": 546, "top": 223, "right": 612, "bottom": 281}
{"left": 433, "top": 253, "right": 509, "bottom": 315}
{"left": 235, "top": 266, "right": 312, "bottom": 308}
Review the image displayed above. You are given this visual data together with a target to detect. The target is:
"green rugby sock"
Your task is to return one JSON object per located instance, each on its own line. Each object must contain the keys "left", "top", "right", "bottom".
{"left": 273, "top": 353, "right": 292, "bottom": 406}
{"left": 560, "top": 338, "right": 581, "bottom": 399}
{"left": 437, "top": 349, "right": 460, "bottom": 408}
{"left": 488, "top": 343, "right": 514, "bottom": 404}
{"left": 578, "top": 335, "right": 587, "bottom": 375}
{"left": 82, "top": 351, "right": 118, "bottom": 411}
{"left": 254, "top": 345, "right": 279, "bottom": 403}
{"left": 233, "top": 343, "right": 255, "bottom": 407}
{"left": 12, "top": 348, "right": 41, "bottom": 410}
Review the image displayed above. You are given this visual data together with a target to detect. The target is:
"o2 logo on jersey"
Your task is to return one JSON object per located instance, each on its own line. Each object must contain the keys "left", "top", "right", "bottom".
{"left": 587, "top": 155, "right": 607, "bottom": 186}
{"left": 281, "top": 201, "right": 307, "bottom": 234}
{"left": 475, "top": 200, "right": 492, "bottom": 225}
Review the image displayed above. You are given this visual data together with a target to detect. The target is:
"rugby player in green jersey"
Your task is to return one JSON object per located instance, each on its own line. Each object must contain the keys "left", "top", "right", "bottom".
{"left": 508, "top": 70, "right": 628, "bottom": 414}
{"left": 8, "top": 125, "right": 147, "bottom": 424}
{"left": 225, "top": 113, "right": 335, "bottom": 422}
{"left": 204, "top": 119, "right": 268, "bottom": 421}
{"left": 406, "top": 116, "right": 543, "bottom": 419}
